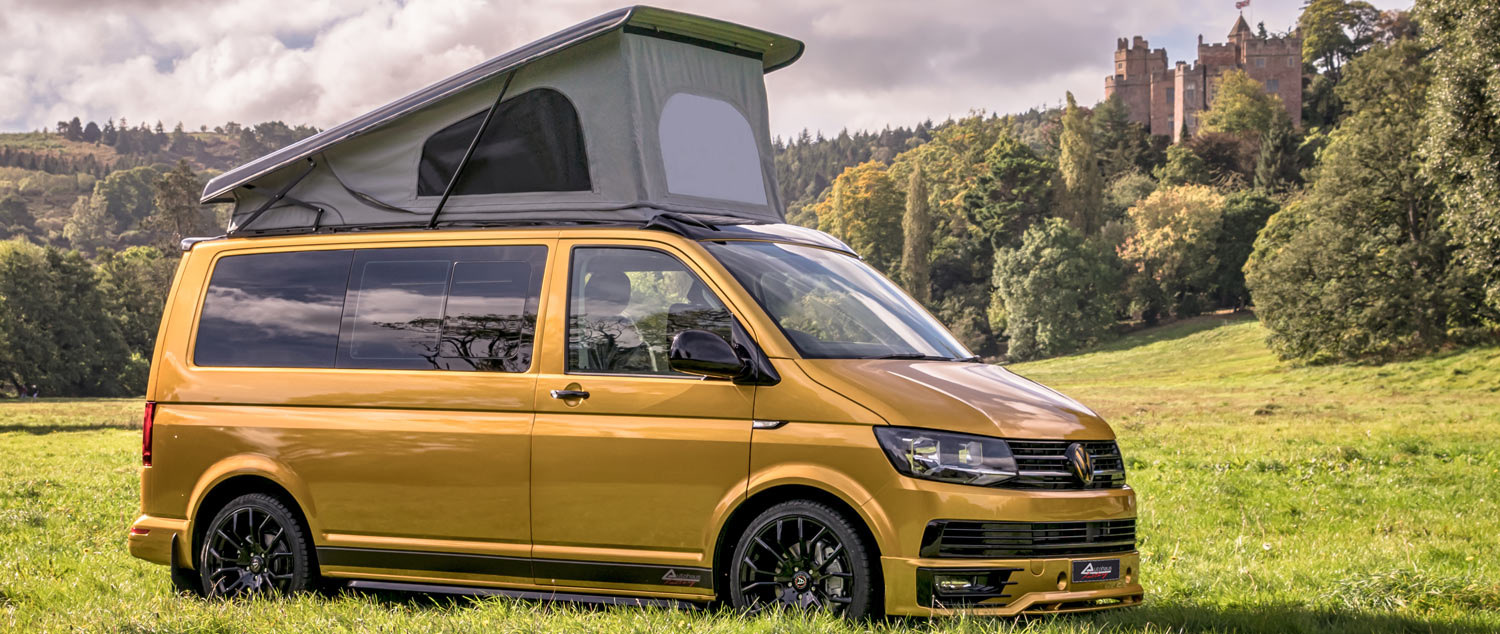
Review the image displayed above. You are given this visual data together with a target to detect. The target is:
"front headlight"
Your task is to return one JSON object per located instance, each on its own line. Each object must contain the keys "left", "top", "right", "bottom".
{"left": 873, "top": 427, "right": 1018, "bottom": 487}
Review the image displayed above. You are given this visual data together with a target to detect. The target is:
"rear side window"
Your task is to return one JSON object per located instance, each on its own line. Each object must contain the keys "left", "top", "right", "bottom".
{"left": 194, "top": 245, "right": 546, "bottom": 372}
{"left": 417, "top": 88, "right": 591, "bottom": 197}
{"left": 195, "top": 250, "right": 354, "bottom": 368}
{"left": 338, "top": 246, "right": 546, "bottom": 372}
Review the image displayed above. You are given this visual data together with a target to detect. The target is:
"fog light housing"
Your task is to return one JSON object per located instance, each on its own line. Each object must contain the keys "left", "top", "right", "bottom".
{"left": 918, "top": 567, "right": 1021, "bottom": 607}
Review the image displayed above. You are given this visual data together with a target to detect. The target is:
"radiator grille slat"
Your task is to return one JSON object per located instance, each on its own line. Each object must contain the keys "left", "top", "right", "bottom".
{"left": 923, "top": 519, "right": 1138, "bottom": 558}
{"left": 1001, "top": 439, "right": 1127, "bottom": 490}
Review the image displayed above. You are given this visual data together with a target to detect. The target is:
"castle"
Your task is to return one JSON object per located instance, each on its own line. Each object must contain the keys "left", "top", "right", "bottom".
{"left": 1104, "top": 16, "right": 1301, "bottom": 141}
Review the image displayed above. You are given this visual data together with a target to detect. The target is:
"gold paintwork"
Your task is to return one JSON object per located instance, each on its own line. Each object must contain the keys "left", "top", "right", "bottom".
{"left": 129, "top": 226, "right": 1141, "bottom": 616}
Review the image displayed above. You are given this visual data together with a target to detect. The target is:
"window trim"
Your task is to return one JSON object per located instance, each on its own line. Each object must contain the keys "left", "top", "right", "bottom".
{"left": 414, "top": 86, "right": 594, "bottom": 200}
{"left": 189, "top": 243, "right": 550, "bottom": 373}
{"left": 562, "top": 244, "right": 736, "bottom": 381}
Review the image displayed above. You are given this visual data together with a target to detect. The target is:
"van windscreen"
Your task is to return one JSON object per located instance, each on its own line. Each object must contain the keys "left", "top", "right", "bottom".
{"left": 705, "top": 241, "right": 972, "bottom": 361}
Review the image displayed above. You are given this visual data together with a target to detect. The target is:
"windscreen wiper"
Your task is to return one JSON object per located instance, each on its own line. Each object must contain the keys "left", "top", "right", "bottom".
{"left": 862, "top": 353, "right": 963, "bottom": 361}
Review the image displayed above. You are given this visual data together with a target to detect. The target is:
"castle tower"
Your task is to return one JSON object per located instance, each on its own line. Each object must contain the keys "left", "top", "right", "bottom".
{"left": 1107, "top": 16, "right": 1303, "bottom": 141}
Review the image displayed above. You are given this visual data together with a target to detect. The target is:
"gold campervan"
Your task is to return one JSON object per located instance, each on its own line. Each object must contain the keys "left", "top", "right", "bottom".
{"left": 128, "top": 6, "right": 1141, "bottom": 617}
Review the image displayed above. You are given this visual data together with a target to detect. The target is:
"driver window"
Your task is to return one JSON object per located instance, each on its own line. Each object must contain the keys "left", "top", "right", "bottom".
{"left": 568, "top": 247, "right": 733, "bottom": 375}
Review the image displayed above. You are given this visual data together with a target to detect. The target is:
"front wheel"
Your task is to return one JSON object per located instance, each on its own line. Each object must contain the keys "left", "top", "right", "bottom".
{"left": 198, "top": 493, "right": 314, "bottom": 598}
{"left": 727, "top": 500, "right": 878, "bottom": 618}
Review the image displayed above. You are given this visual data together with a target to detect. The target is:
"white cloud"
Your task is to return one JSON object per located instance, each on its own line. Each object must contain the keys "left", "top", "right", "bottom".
{"left": 0, "top": 0, "right": 1405, "bottom": 137}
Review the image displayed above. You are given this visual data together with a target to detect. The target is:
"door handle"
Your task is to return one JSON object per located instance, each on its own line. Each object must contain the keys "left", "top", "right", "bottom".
{"left": 550, "top": 389, "right": 590, "bottom": 400}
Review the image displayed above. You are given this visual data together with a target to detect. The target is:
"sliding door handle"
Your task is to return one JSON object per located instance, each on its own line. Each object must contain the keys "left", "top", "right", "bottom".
{"left": 550, "top": 389, "right": 590, "bottom": 400}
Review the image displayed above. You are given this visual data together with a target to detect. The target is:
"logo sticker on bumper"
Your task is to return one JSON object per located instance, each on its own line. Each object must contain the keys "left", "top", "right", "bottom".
{"left": 1071, "top": 558, "right": 1121, "bottom": 583}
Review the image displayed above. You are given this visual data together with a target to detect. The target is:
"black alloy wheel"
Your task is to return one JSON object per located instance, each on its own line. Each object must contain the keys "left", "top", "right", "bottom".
{"left": 728, "top": 500, "right": 877, "bottom": 618}
{"left": 199, "top": 493, "right": 313, "bottom": 598}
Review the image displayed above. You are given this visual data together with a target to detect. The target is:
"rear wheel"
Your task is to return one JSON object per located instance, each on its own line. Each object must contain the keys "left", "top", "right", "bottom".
{"left": 728, "top": 500, "right": 878, "bottom": 618}
{"left": 198, "top": 493, "right": 314, "bottom": 598}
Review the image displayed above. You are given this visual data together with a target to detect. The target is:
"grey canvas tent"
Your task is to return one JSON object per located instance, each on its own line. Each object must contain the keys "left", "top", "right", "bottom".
{"left": 203, "top": 6, "right": 804, "bottom": 234}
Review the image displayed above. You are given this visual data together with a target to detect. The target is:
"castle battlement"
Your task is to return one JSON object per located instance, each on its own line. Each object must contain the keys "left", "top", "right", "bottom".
{"left": 1105, "top": 15, "right": 1303, "bottom": 141}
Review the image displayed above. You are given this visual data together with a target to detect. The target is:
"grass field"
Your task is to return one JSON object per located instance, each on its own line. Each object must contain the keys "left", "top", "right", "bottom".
{"left": 1, "top": 314, "right": 1497, "bottom": 632}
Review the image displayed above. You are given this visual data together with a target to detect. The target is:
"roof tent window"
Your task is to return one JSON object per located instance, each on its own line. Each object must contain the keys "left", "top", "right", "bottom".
{"left": 658, "top": 93, "right": 767, "bottom": 205}
{"left": 417, "top": 88, "right": 590, "bottom": 197}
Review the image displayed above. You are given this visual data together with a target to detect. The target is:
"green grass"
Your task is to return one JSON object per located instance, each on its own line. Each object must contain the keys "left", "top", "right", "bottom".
{"left": 2, "top": 314, "right": 1498, "bottom": 632}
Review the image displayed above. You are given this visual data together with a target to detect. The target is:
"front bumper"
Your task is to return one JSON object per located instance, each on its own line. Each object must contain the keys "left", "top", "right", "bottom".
{"left": 864, "top": 476, "right": 1141, "bottom": 616}
{"left": 883, "top": 552, "right": 1143, "bottom": 616}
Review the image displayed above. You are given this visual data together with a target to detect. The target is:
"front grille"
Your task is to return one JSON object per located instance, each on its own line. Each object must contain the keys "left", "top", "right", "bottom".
{"left": 921, "top": 519, "right": 1137, "bottom": 559}
{"left": 1004, "top": 439, "right": 1126, "bottom": 489}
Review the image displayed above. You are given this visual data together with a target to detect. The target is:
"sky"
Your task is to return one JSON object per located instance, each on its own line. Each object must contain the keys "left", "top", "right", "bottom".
{"left": 0, "top": 0, "right": 1399, "bottom": 140}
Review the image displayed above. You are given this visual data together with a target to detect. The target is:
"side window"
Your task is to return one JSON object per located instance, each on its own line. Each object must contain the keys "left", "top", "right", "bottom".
{"left": 195, "top": 250, "right": 353, "bottom": 368}
{"left": 568, "top": 247, "right": 733, "bottom": 376}
{"left": 417, "top": 88, "right": 590, "bottom": 197}
{"left": 658, "top": 93, "right": 768, "bottom": 205}
{"left": 338, "top": 245, "right": 546, "bottom": 372}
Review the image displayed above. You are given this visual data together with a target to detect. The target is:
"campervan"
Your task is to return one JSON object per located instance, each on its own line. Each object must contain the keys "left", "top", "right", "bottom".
{"left": 127, "top": 6, "right": 1141, "bottom": 617}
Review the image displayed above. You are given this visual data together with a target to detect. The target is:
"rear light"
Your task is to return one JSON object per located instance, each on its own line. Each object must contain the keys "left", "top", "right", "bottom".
{"left": 142, "top": 401, "right": 156, "bottom": 466}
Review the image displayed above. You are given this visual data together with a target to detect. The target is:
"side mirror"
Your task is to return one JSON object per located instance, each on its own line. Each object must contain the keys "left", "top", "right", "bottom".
{"left": 669, "top": 330, "right": 745, "bottom": 379}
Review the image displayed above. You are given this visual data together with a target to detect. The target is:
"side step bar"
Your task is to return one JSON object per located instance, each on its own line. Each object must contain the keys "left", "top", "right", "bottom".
{"left": 346, "top": 580, "right": 708, "bottom": 610}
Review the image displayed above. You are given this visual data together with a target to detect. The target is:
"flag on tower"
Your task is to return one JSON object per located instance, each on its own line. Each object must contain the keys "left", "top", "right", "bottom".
{"left": 1235, "top": 0, "right": 1251, "bottom": 9}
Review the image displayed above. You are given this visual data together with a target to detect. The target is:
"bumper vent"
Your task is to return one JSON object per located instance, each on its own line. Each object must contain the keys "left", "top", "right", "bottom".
{"left": 1004, "top": 439, "right": 1126, "bottom": 489}
{"left": 921, "top": 519, "right": 1137, "bottom": 559}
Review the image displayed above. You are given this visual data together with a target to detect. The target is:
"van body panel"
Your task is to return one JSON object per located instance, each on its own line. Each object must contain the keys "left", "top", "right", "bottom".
{"left": 796, "top": 358, "right": 1115, "bottom": 440}
{"left": 529, "top": 237, "right": 754, "bottom": 584}
{"left": 136, "top": 225, "right": 1140, "bottom": 614}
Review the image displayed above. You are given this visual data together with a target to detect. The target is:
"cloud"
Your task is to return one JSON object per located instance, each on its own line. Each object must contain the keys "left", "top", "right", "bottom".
{"left": 0, "top": 0, "right": 1402, "bottom": 138}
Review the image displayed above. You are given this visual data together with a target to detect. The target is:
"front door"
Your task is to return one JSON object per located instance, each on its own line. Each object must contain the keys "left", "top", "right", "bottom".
{"left": 530, "top": 242, "right": 753, "bottom": 595}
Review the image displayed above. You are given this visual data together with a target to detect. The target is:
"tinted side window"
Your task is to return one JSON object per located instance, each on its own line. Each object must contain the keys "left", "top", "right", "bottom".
{"left": 417, "top": 88, "right": 591, "bottom": 197}
{"left": 568, "top": 247, "right": 732, "bottom": 376}
{"left": 338, "top": 245, "right": 546, "bottom": 372}
{"left": 195, "top": 250, "right": 354, "bottom": 368}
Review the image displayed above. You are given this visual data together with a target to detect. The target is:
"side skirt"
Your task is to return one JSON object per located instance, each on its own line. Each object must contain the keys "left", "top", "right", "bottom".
{"left": 317, "top": 546, "right": 715, "bottom": 592}
{"left": 346, "top": 579, "right": 708, "bottom": 609}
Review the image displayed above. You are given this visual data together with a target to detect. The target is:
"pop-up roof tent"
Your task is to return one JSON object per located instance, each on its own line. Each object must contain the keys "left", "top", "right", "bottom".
{"left": 203, "top": 6, "right": 804, "bottom": 234}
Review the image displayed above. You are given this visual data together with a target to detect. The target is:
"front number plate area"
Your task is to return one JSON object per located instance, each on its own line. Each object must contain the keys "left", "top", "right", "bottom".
{"left": 1071, "top": 558, "right": 1121, "bottom": 583}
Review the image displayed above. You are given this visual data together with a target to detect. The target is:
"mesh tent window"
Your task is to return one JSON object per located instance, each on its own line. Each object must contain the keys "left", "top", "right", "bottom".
{"left": 417, "top": 88, "right": 591, "bottom": 197}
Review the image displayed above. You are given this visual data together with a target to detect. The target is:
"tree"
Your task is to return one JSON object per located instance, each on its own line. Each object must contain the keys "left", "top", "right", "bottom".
{"left": 1092, "top": 93, "right": 1161, "bottom": 181}
{"left": 962, "top": 132, "right": 1053, "bottom": 249}
{"left": 0, "top": 239, "right": 133, "bottom": 396}
{"left": 96, "top": 246, "right": 178, "bottom": 380}
{"left": 1154, "top": 144, "right": 1209, "bottom": 186}
{"left": 818, "top": 161, "right": 904, "bottom": 275}
{"left": 143, "top": 160, "right": 214, "bottom": 251}
{"left": 1255, "top": 115, "right": 1301, "bottom": 192}
{"left": 1214, "top": 192, "right": 1278, "bottom": 308}
{"left": 63, "top": 195, "right": 115, "bottom": 253}
{"left": 65, "top": 117, "right": 83, "bottom": 142}
{"left": 901, "top": 165, "right": 933, "bottom": 304}
{"left": 1119, "top": 185, "right": 1225, "bottom": 319}
{"left": 1299, "top": 0, "right": 1379, "bottom": 77}
{"left": 82, "top": 121, "right": 101, "bottom": 144}
{"left": 0, "top": 195, "right": 33, "bottom": 239}
{"left": 1245, "top": 41, "right": 1492, "bottom": 362}
{"left": 1186, "top": 132, "right": 1258, "bottom": 187}
{"left": 1056, "top": 93, "right": 1105, "bottom": 235}
{"left": 992, "top": 219, "right": 1119, "bottom": 361}
{"left": 1104, "top": 171, "right": 1157, "bottom": 220}
{"left": 1197, "top": 69, "right": 1287, "bottom": 138}
{"left": 1419, "top": 0, "right": 1500, "bottom": 315}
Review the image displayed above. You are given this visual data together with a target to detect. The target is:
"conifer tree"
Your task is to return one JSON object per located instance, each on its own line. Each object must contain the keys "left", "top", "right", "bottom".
{"left": 1057, "top": 93, "right": 1105, "bottom": 235}
{"left": 901, "top": 165, "right": 932, "bottom": 304}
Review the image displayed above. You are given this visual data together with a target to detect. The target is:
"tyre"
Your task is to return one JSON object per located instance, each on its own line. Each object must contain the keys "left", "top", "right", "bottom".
{"left": 198, "top": 493, "right": 315, "bottom": 598}
{"left": 727, "top": 500, "right": 879, "bottom": 618}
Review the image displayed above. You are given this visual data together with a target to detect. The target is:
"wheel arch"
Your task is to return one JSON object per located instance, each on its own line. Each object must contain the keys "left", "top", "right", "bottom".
{"left": 710, "top": 483, "right": 884, "bottom": 602}
{"left": 184, "top": 458, "right": 319, "bottom": 570}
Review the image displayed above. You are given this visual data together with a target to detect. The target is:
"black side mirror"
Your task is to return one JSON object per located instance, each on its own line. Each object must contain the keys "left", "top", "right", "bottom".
{"left": 669, "top": 330, "right": 745, "bottom": 379}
